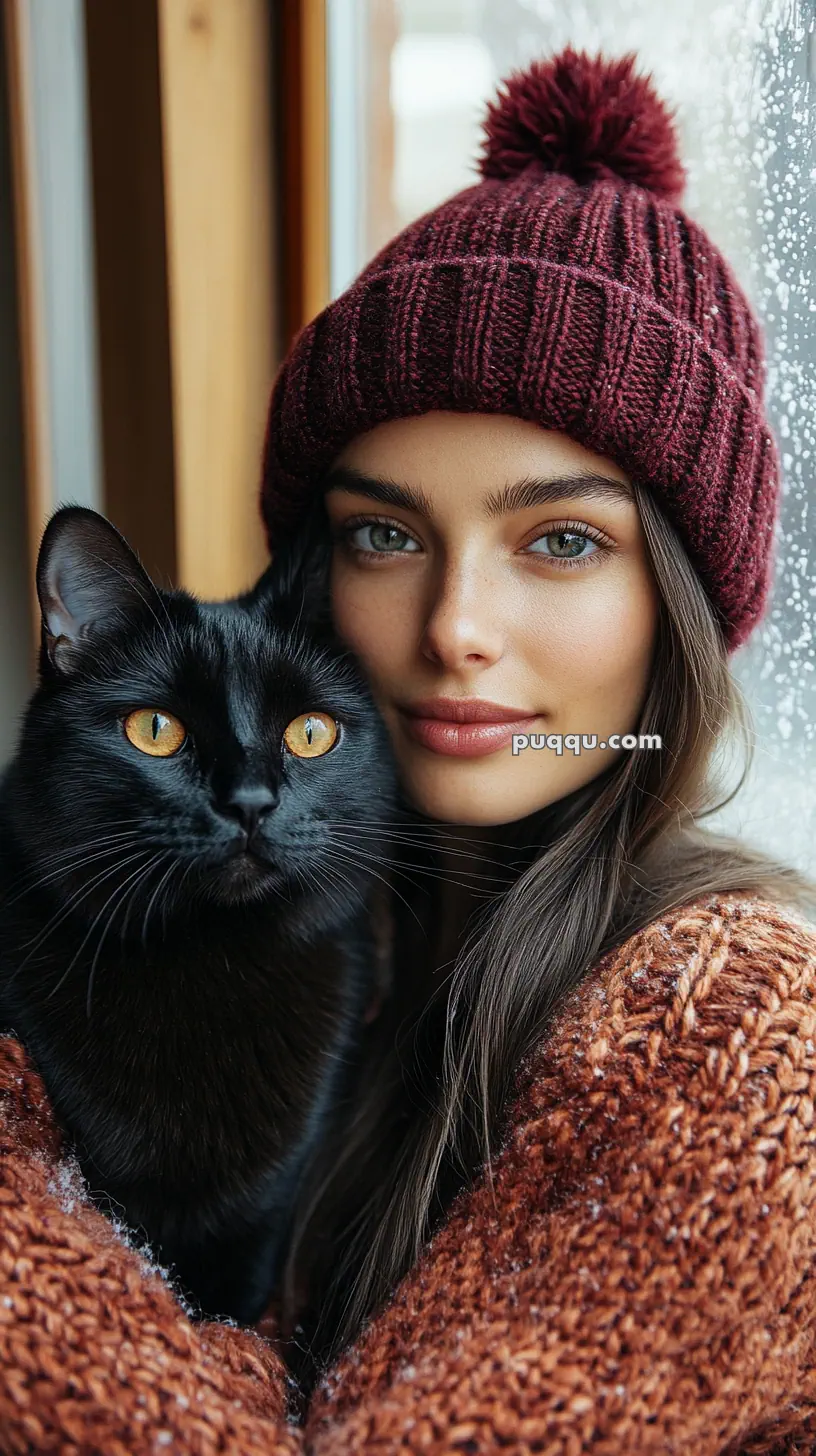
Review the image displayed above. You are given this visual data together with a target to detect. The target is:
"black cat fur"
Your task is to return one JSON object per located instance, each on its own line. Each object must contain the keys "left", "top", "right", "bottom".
{"left": 0, "top": 499, "right": 397, "bottom": 1326}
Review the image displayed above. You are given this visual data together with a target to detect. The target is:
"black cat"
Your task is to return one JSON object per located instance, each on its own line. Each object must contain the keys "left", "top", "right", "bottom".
{"left": 0, "top": 502, "right": 396, "bottom": 1326}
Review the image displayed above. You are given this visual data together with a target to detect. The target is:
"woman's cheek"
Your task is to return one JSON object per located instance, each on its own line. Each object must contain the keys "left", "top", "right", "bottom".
{"left": 329, "top": 560, "right": 410, "bottom": 670}
{"left": 328, "top": 560, "right": 362, "bottom": 654}
{"left": 515, "top": 578, "right": 658, "bottom": 739}
{"left": 530, "top": 566, "right": 656, "bottom": 672}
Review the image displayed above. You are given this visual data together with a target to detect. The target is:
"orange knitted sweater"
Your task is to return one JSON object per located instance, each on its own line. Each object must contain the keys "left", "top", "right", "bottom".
{"left": 3, "top": 891, "right": 816, "bottom": 1455}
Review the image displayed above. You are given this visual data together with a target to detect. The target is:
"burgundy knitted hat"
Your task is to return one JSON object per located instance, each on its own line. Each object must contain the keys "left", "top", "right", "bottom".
{"left": 260, "top": 46, "right": 781, "bottom": 654}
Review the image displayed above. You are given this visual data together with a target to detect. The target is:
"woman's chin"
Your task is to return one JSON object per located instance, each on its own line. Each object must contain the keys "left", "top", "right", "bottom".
{"left": 396, "top": 735, "right": 623, "bottom": 824}
{"left": 398, "top": 768, "right": 547, "bottom": 826}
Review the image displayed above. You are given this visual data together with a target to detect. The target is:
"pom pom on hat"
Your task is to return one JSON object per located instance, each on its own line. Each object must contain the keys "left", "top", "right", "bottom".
{"left": 478, "top": 45, "right": 687, "bottom": 203}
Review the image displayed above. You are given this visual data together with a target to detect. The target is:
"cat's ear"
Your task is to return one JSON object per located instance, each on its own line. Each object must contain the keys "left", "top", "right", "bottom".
{"left": 36, "top": 505, "right": 157, "bottom": 674}
{"left": 249, "top": 492, "right": 333, "bottom": 632}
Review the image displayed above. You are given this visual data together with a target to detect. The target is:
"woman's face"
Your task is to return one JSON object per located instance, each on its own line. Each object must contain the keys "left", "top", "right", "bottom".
{"left": 323, "top": 411, "right": 661, "bottom": 826}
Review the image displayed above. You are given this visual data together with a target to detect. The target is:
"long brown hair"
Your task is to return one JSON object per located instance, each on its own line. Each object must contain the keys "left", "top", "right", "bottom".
{"left": 277, "top": 479, "right": 816, "bottom": 1389}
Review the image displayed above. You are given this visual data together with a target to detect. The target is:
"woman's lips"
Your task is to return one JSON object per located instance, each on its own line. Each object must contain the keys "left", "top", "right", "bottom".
{"left": 398, "top": 712, "right": 542, "bottom": 758}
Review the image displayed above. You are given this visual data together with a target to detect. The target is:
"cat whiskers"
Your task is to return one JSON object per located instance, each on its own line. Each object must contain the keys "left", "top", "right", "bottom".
{"left": 81, "top": 851, "right": 172, "bottom": 1019}
{"left": 308, "top": 837, "right": 426, "bottom": 934}
{"left": 324, "top": 843, "right": 495, "bottom": 951}
{"left": 299, "top": 825, "right": 510, "bottom": 941}
{"left": 292, "top": 848, "right": 404, "bottom": 930}
{"left": 323, "top": 829, "right": 512, "bottom": 897}
{"left": 321, "top": 818, "right": 527, "bottom": 876}
{"left": 0, "top": 828, "right": 150, "bottom": 907}
{"left": 39, "top": 850, "right": 157, "bottom": 1003}
{"left": 321, "top": 816, "right": 504, "bottom": 850}
{"left": 116, "top": 848, "right": 174, "bottom": 945}
{"left": 8, "top": 848, "right": 155, "bottom": 985}
{"left": 139, "top": 852, "right": 181, "bottom": 950}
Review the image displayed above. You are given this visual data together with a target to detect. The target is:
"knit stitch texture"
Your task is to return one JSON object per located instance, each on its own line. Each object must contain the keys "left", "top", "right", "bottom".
{"left": 3, "top": 892, "right": 816, "bottom": 1453}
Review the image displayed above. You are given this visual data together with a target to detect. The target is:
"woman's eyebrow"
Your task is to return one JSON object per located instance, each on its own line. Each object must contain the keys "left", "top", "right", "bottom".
{"left": 323, "top": 466, "right": 434, "bottom": 516}
{"left": 322, "top": 465, "right": 632, "bottom": 520}
{"left": 483, "top": 472, "right": 634, "bottom": 517}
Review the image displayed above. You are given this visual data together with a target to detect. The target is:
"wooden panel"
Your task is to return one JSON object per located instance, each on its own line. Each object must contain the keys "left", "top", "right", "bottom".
{"left": 156, "top": 0, "right": 276, "bottom": 599}
{"left": 276, "top": 0, "right": 329, "bottom": 351}
{"left": 300, "top": 0, "right": 329, "bottom": 326}
{"left": 0, "top": 4, "right": 36, "bottom": 740}
{"left": 3, "top": 0, "right": 50, "bottom": 629}
{"left": 84, "top": 0, "right": 177, "bottom": 588}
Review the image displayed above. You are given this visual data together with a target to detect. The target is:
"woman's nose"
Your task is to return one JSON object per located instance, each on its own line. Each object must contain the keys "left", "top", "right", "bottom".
{"left": 419, "top": 560, "right": 504, "bottom": 670}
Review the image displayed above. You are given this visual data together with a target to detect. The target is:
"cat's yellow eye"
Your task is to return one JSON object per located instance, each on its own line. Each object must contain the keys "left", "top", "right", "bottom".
{"left": 283, "top": 712, "right": 338, "bottom": 759}
{"left": 123, "top": 709, "right": 187, "bottom": 758}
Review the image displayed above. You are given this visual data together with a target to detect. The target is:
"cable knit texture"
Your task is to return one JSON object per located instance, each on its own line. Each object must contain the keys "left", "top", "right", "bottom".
{"left": 260, "top": 49, "right": 782, "bottom": 654}
{"left": 3, "top": 892, "right": 816, "bottom": 1453}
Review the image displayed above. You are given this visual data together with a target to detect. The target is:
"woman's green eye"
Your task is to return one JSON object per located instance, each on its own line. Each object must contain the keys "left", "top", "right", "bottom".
{"left": 526, "top": 531, "right": 598, "bottom": 560}
{"left": 350, "top": 523, "right": 421, "bottom": 554}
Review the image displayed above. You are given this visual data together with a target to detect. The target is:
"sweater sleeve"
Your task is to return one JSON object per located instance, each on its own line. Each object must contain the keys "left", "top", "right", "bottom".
{"left": 302, "top": 895, "right": 816, "bottom": 1456}
{"left": 0, "top": 1033, "right": 303, "bottom": 1456}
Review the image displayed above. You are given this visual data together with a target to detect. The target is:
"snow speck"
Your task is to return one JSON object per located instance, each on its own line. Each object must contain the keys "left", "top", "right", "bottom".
{"left": 46, "top": 1156, "right": 88, "bottom": 1217}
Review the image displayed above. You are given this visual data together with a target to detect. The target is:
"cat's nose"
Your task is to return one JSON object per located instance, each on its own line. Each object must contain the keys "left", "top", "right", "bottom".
{"left": 220, "top": 785, "right": 278, "bottom": 839}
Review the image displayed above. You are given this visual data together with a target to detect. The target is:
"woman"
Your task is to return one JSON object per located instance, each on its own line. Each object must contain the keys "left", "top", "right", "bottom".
{"left": 3, "top": 44, "right": 816, "bottom": 1456}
